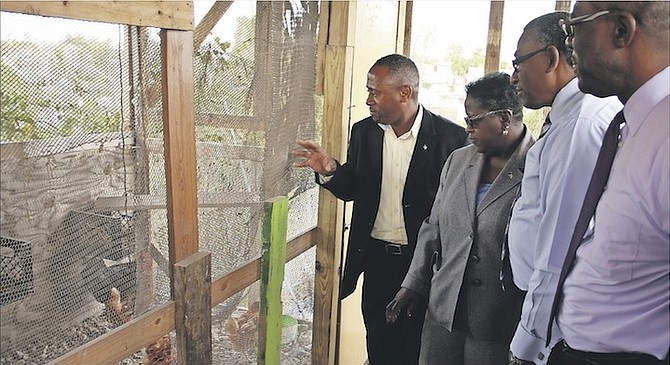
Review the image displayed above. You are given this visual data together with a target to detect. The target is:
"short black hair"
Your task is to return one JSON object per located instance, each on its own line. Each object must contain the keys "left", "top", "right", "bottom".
{"left": 465, "top": 72, "right": 523, "bottom": 123}
{"left": 372, "top": 54, "right": 420, "bottom": 88}
{"left": 524, "top": 12, "right": 574, "bottom": 67}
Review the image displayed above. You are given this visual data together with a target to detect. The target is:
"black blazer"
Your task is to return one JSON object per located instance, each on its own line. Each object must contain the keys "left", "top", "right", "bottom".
{"left": 320, "top": 108, "right": 468, "bottom": 299}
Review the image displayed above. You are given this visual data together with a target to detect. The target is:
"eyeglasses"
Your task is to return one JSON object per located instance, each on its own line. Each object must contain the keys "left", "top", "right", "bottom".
{"left": 464, "top": 109, "right": 510, "bottom": 128}
{"left": 512, "top": 47, "right": 548, "bottom": 72}
{"left": 559, "top": 9, "right": 622, "bottom": 38}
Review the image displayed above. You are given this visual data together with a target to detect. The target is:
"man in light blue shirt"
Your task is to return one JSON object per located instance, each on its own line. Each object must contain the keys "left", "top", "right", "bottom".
{"left": 506, "top": 12, "right": 621, "bottom": 365}
{"left": 548, "top": 2, "right": 669, "bottom": 364}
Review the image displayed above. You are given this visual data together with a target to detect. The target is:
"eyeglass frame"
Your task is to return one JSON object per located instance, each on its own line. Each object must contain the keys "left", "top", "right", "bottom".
{"left": 464, "top": 109, "right": 511, "bottom": 128}
{"left": 559, "top": 9, "right": 623, "bottom": 38}
{"left": 512, "top": 47, "right": 549, "bottom": 72}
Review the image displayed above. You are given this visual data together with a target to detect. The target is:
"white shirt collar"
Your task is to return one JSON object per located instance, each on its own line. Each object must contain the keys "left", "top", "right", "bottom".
{"left": 378, "top": 105, "right": 424, "bottom": 138}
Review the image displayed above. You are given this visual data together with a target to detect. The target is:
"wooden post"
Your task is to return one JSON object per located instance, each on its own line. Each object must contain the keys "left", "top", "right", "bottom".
{"left": 174, "top": 251, "right": 212, "bottom": 365}
{"left": 193, "top": 1, "right": 233, "bottom": 49}
{"left": 555, "top": 1, "right": 572, "bottom": 12}
{"left": 161, "top": 28, "right": 198, "bottom": 365}
{"left": 312, "top": 2, "right": 355, "bottom": 365}
{"left": 400, "top": 1, "right": 413, "bottom": 56}
{"left": 258, "top": 197, "right": 289, "bottom": 365}
{"left": 484, "top": 1, "right": 504, "bottom": 74}
{"left": 161, "top": 29, "right": 199, "bottom": 281}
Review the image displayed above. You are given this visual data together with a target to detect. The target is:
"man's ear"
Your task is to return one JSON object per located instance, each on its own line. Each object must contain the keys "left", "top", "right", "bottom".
{"left": 613, "top": 11, "right": 637, "bottom": 48}
{"left": 399, "top": 84, "right": 413, "bottom": 101}
{"left": 545, "top": 45, "right": 561, "bottom": 72}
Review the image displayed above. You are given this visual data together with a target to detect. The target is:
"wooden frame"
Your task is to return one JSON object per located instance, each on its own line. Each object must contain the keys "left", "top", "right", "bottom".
{"left": 4, "top": 1, "right": 575, "bottom": 363}
{"left": 0, "top": 1, "right": 194, "bottom": 30}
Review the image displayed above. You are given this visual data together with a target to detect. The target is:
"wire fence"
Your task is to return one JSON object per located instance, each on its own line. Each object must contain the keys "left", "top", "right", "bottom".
{"left": 0, "top": 1, "right": 320, "bottom": 363}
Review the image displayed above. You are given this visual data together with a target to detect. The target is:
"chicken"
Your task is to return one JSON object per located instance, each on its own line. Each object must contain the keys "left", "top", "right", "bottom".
{"left": 105, "top": 287, "right": 133, "bottom": 326}
{"left": 224, "top": 301, "right": 260, "bottom": 354}
{"left": 142, "top": 334, "right": 175, "bottom": 365}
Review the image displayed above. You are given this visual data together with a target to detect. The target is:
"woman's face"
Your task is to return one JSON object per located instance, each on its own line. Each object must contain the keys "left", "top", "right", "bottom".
{"left": 463, "top": 96, "right": 509, "bottom": 156}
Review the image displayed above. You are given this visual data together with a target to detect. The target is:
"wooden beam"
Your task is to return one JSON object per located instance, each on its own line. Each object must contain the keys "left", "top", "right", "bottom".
{"left": 312, "top": 2, "right": 355, "bottom": 364}
{"left": 211, "top": 229, "right": 316, "bottom": 307}
{"left": 555, "top": 1, "right": 572, "bottom": 12}
{"left": 315, "top": 1, "right": 331, "bottom": 96}
{"left": 0, "top": 1, "right": 194, "bottom": 30}
{"left": 195, "top": 113, "right": 265, "bottom": 130}
{"left": 258, "top": 197, "right": 289, "bottom": 365}
{"left": 194, "top": 1, "right": 233, "bottom": 49}
{"left": 161, "top": 29, "right": 199, "bottom": 282}
{"left": 174, "top": 252, "right": 213, "bottom": 365}
{"left": 484, "top": 0, "right": 505, "bottom": 74}
{"left": 47, "top": 230, "right": 314, "bottom": 365}
{"left": 94, "top": 192, "right": 260, "bottom": 211}
{"left": 46, "top": 303, "right": 176, "bottom": 365}
{"left": 402, "top": 1, "right": 414, "bottom": 56}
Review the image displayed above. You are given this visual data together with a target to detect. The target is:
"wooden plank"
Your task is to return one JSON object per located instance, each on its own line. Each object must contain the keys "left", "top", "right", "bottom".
{"left": 555, "top": 1, "right": 572, "bottom": 12}
{"left": 0, "top": 1, "right": 193, "bottom": 30}
{"left": 94, "top": 192, "right": 260, "bottom": 211}
{"left": 484, "top": 0, "right": 505, "bottom": 74}
{"left": 315, "top": 1, "right": 330, "bottom": 96}
{"left": 47, "top": 230, "right": 315, "bottom": 365}
{"left": 211, "top": 229, "right": 316, "bottom": 307}
{"left": 195, "top": 113, "right": 265, "bottom": 130}
{"left": 258, "top": 197, "right": 289, "bottom": 365}
{"left": 326, "top": 2, "right": 356, "bottom": 47}
{"left": 174, "top": 251, "right": 213, "bottom": 365}
{"left": 402, "top": 1, "right": 413, "bottom": 56}
{"left": 312, "top": 3, "right": 355, "bottom": 363}
{"left": 47, "top": 303, "right": 176, "bottom": 365}
{"left": 145, "top": 138, "right": 265, "bottom": 162}
{"left": 161, "top": 29, "right": 199, "bottom": 271}
{"left": 194, "top": 1, "right": 233, "bottom": 49}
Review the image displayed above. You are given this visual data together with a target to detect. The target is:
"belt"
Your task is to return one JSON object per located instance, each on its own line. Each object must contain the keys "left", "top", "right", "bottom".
{"left": 370, "top": 238, "right": 406, "bottom": 256}
{"left": 554, "top": 340, "right": 665, "bottom": 365}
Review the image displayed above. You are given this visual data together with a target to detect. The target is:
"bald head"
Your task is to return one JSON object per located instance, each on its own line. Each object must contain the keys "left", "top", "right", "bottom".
{"left": 570, "top": 1, "right": 670, "bottom": 101}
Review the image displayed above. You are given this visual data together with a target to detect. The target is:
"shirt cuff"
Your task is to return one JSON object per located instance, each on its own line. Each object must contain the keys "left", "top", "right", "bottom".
{"left": 510, "top": 323, "right": 552, "bottom": 365}
{"left": 317, "top": 173, "right": 333, "bottom": 184}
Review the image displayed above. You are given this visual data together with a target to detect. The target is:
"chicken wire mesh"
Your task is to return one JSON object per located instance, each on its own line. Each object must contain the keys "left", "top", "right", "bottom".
{"left": 0, "top": 1, "right": 321, "bottom": 363}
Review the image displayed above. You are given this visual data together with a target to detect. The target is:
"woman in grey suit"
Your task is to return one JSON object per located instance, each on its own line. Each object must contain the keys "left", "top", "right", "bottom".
{"left": 386, "top": 72, "right": 533, "bottom": 365}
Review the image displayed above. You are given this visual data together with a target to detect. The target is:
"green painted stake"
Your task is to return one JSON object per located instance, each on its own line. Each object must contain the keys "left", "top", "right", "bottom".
{"left": 258, "top": 196, "right": 289, "bottom": 365}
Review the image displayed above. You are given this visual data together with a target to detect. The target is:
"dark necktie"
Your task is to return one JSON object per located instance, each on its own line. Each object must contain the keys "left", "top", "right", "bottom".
{"left": 545, "top": 111, "right": 624, "bottom": 345}
{"left": 539, "top": 115, "right": 552, "bottom": 139}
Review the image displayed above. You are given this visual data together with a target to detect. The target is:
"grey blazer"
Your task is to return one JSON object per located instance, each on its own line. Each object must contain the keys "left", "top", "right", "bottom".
{"left": 402, "top": 128, "right": 534, "bottom": 341}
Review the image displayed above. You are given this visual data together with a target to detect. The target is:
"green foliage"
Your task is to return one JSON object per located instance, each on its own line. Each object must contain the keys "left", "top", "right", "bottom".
{"left": 447, "top": 45, "right": 484, "bottom": 78}
{"left": 1, "top": 65, "right": 40, "bottom": 141}
{"left": 1, "top": 36, "right": 122, "bottom": 143}
{"left": 194, "top": 16, "right": 255, "bottom": 116}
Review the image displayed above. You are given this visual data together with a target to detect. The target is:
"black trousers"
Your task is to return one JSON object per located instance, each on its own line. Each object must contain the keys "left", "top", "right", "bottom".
{"left": 547, "top": 340, "right": 668, "bottom": 365}
{"left": 361, "top": 238, "right": 425, "bottom": 365}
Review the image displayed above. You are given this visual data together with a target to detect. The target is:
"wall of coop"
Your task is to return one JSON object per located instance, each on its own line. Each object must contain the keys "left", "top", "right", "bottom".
{"left": 1, "top": 1, "right": 322, "bottom": 364}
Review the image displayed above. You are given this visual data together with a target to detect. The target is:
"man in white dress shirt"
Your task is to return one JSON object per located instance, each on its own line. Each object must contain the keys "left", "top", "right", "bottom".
{"left": 506, "top": 12, "right": 621, "bottom": 365}
{"left": 547, "top": 2, "right": 669, "bottom": 364}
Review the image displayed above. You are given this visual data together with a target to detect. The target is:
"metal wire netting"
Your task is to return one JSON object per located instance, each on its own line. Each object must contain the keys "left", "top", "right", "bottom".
{"left": 0, "top": 1, "right": 320, "bottom": 364}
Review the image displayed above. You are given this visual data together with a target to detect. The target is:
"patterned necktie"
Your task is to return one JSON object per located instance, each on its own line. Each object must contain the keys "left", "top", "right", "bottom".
{"left": 545, "top": 111, "right": 624, "bottom": 345}
{"left": 539, "top": 115, "right": 552, "bottom": 139}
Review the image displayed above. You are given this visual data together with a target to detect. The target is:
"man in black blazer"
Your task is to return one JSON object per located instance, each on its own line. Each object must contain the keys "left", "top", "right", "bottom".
{"left": 294, "top": 54, "right": 467, "bottom": 364}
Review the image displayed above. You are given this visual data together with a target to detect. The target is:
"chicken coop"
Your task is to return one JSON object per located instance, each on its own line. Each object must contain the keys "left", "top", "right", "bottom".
{"left": 1, "top": 1, "right": 572, "bottom": 364}
{"left": 1, "top": 1, "right": 322, "bottom": 364}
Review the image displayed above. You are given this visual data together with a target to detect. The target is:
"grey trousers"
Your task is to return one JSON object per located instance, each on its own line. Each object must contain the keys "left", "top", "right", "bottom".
{"left": 418, "top": 312, "right": 508, "bottom": 365}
